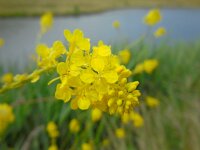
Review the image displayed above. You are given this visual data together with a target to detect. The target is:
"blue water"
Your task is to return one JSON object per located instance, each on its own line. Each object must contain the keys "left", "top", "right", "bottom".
{"left": 0, "top": 9, "right": 200, "bottom": 70}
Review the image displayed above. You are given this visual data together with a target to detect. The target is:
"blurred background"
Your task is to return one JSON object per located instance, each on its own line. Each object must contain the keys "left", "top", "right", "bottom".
{"left": 0, "top": 0, "right": 200, "bottom": 150}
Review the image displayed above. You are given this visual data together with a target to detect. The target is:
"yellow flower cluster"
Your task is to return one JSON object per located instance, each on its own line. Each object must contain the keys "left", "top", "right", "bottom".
{"left": 53, "top": 29, "right": 141, "bottom": 116}
{"left": 0, "top": 38, "right": 5, "bottom": 48}
{"left": 0, "top": 103, "right": 15, "bottom": 135}
{"left": 154, "top": 27, "right": 166, "bottom": 38}
{"left": 144, "top": 9, "right": 162, "bottom": 26}
{"left": 40, "top": 12, "right": 53, "bottom": 34}
{"left": 121, "top": 111, "right": 144, "bottom": 128}
{"left": 145, "top": 96, "right": 160, "bottom": 108}
{"left": 46, "top": 121, "right": 59, "bottom": 150}
{"left": 133, "top": 59, "right": 159, "bottom": 74}
{"left": 118, "top": 49, "right": 131, "bottom": 65}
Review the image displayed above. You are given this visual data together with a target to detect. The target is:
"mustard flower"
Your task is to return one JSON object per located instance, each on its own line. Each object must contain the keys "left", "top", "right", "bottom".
{"left": 91, "top": 108, "right": 102, "bottom": 122}
{"left": 48, "top": 144, "right": 58, "bottom": 150}
{"left": 112, "top": 20, "right": 120, "bottom": 29}
{"left": 145, "top": 96, "right": 160, "bottom": 108}
{"left": 0, "top": 103, "right": 15, "bottom": 135}
{"left": 0, "top": 73, "right": 14, "bottom": 84}
{"left": 144, "top": 9, "right": 162, "bottom": 26}
{"left": 0, "top": 38, "right": 5, "bottom": 47}
{"left": 40, "top": 12, "right": 53, "bottom": 34}
{"left": 69, "top": 119, "right": 80, "bottom": 133}
{"left": 143, "top": 59, "right": 159, "bottom": 74}
{"left": 131, "top": 112, "right": 144, "bottom": 128}
{"left": 132, "top": 63, "right": 144, "bottom": 75}
{"left": 118, "top": 49, "right": 131, "bottom": 65}
{"left": 82, "top": 142, "right": 93, "bottom": 150}
{"left": 115, "top": 128, "right": 125, "bottom": 139}
{"left": 46, "top": 121, "right": 59, "bottom": 138}
{"left": 154, "top": 27, "right": 166, "bottom": 38}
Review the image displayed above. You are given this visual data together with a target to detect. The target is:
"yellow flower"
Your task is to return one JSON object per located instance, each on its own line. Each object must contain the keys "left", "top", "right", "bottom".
{"left": 143, "top": 59, "right": 159, "bottom": 74}
{"left": 91, "top": 108, "right": 102, "bottom": 122}
{"left": 46, "top": 121, "right": 59, "bottom": 138}
{"left": 118, "top": 49, "right": 131, "bottom": 64}
{"left": 131, "top": 112, "right": 144, "bottom": 128}
{"left": 102, "top": 138, "right": 109, "bottom": 147}
{"left": 145, "top": 96, "right": 160, "bottom": 108}
{"left": 115, "top": 128, "right": 125, "bottom": 139}
{"left": 0, "top": 103, "right": 15, "bottom": 135}
{"left": 132, "top": 63, "right": 144, "bottom": 74}
{"left": 154, "top": 27, "right": 166, "bottom": 38}
{"left": 112, "top": 20, "right": 120, "bottom": 29}
{"left": 48, "top": 144, "right": 58, "bottom": 150}
{"left": 69, "top": 119, "right": 80, "bottom": 133}
{"left": 82, "top": 142, "right": 93, "bottom": 150}
{"left": 0, "top": 38, "right": 5, "bottom": 47}
{"left": 144, "top": 9, "right": 162, "bottom": 26}
{"left": 0, "top": 73, "right": 14, "bottom": 84}
{"left": 40, "top": 12, "right": 53, "bottom": 34}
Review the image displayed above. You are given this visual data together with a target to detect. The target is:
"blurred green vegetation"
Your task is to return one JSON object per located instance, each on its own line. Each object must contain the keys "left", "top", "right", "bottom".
{"left": 0, "top": 0, "right": 200, "bottom": 17}
{"left": 0, "top": 40, "right": 200, "bottom": 150}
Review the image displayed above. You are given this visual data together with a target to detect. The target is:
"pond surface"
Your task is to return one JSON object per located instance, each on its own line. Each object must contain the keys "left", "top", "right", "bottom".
{"left": 0, "top": 9, "right": 200, "bottom": 70}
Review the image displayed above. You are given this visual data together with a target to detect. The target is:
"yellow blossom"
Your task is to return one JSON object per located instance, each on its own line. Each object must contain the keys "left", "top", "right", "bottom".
{"left": 69, "top": 119, "right": 80, "bottom": 133}
{"left": 82, "top": 142, "right": 93, "bottom": 150}
{"left": 145, "top": 96, "right": 160, "bottom": 108}
{"left": 144, "top": 9, "right": 162, "bottom": 26}
{"left": 154, "top": 27, "right": 166, "bottom": 38}
{"left": 0, "top": 73, "right": 14, "bottom": 84}
{"left": 0, "top": 38, "right": 5, "bottom": 47}
{"left": 118, "top": 49, "right": 131, "bottom": 64}
{"left": 0, "top": 103, "right": 15, "bottom": 135}
{"left": 91, "top": 108, "right": 102, "bottom": 122}
{"left": 46, "top": 121, "right": 59, "bottom": 138}
{"left": 102, "top": 138, "right": 109, "bottom": 147}
{"left": 115, "top": 128, "right": 125, "bottom": 139}
{"left": 40, "top": 12, "right": 53, "bottom": 34}
{"left": 112, "top": 20, "right": 120, "bottom": 29}
{"left": 131, "top": 112, "right": 144, "bottom": 128}
{"left": 132, "top": 63, "right": 144, "bottom": 74}
{"left": 48, "top": 144, "right": 58, "bottom": 150}
{"left": 143, "top": 59, "right": 159, "bottom": 74}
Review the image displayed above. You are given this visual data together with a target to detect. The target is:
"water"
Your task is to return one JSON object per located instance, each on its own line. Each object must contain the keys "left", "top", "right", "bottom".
{"left": 0, "top": 9, "right": 200, "bottom": 70}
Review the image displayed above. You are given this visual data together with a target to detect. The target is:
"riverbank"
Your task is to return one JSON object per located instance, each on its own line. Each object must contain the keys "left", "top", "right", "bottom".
{"left": 0, "top": 0, "right": 200, "bottom": 17}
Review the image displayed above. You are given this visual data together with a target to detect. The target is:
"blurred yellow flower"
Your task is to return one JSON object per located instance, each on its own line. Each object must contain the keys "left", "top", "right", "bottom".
{"left": 115, "top": 128, "right": 125, "bottom": 139}
{"left": 48, "top": 144, "right": 58, "bottom": 150}
{"left": 144, "top": 9, "right": 162, "bottom": 26}
{"left": 0, "top": 103, "right": 15, "bottom": 135}
{"left": 131, "top": 112, "right": 144, "bottom": 128}
{"left": 0, "top": 73, "right": 14, "bottom": 84}
{"left": 154, "top": 27, "right": 166, "bottom": 38}
{"left": 102, "top": 138, "right": 110, "bottom": 147}
{"left": 46, "top": 121, "right": 59, "bottom": 138}
{"left": 145, "top": 96, "right": 160, "bottom": 108}
{"left": 40, "top": 12, "right": 53, "bottom": 34}
{"left": 69, "top": 119, "right": 80, "bottom": 133}
{"left": 91, "top": 108, "right": 102, "bottom": 122}
{"left": 0, "top": 38, "right": 5, "bottom": 47}
{"left": 82, "top": 142, "right": 93, "bottom": 150}
{"left": 143, "top": 59, "right": 159, "bottom": 74}
{"left": 132, "top": 63, "right": 144, "bottom": 74}
{"left": 118, "top": 49, "right": 131, "bottom": 64}
{"left": 112, "top": 20, "right": 120, "bottom": 29}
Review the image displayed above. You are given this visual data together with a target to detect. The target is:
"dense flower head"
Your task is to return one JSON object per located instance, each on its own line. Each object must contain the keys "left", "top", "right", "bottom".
{"left": 46, "top": 121, "right": 59, "bottom": 138}
{"left": 145, "top": 96, "right": 160, "bottom": 108}
{"left": 115, "top": 128, "right": 125, "bottom": 139}
{"left": 133, "top": 59, "right": 159, "bottom": 74}
{"left": 118, "top": 49, "right": 131, "bottom": 65}
{"left": 144, "top": 9, "right": 162, "bottom": 26}
{"left": 0, "top": 103, "right": 15, "bottom": 134}
{"left": 69, "top": 118, "right": 80, "bottom": 133}
{"left": 154, "top": 27, "right": 166, "bottom": 38}
{"left": 34, "top": 29, "right": 141, "bottom": 116}
{"left": 112, "top": 20, "right": 121, "bottom": 29}
{"left": 40, "top": 12, "right": 53, "bottom": 34}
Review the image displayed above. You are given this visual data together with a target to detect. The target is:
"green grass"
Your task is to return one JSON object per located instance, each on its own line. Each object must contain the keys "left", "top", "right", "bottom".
{"left": 0, "top": 40, "right": 200, "bottom": 150}
{"left": 0, "top": 0, "right": 200, "bottom": 17}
